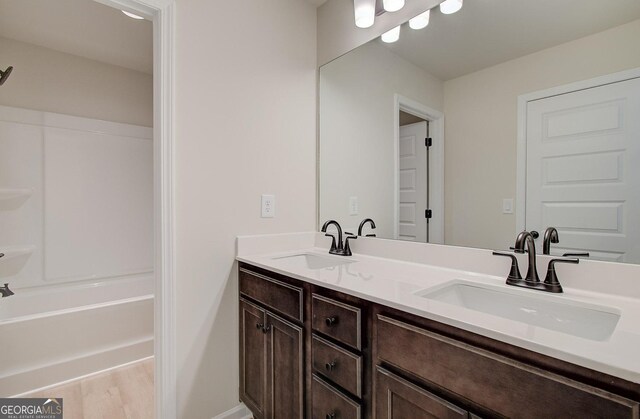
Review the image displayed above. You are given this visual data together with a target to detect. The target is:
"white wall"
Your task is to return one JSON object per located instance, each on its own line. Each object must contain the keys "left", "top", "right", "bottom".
{"left": 320, "top": 41, "right": 443, "bottom": 237}
{"left": 0, "top": 37, "right": 152, "bottom": 127}
{"left": 174, "top": 0, "right": 317, "bottom": 416}
{"left": 443, "top": 19, "right": 640, "bottom": 250}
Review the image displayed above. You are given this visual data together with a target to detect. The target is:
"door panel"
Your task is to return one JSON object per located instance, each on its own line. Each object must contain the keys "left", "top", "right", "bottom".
{"left": 398, "top": 121, "right": 428, "bottom": 242}
{"left": 266, "top": 312, "right": 304, "bottom": 419}
{"left": 239, "top": 299, "right": 267, "bottom": 418}
{"left": 526, "top": 77, "right": 640, "bottom": 262}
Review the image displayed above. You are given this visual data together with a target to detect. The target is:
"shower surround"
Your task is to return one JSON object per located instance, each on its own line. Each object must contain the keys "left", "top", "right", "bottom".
{"left": 0, "top": 105, "right": 154, "bottom": 396}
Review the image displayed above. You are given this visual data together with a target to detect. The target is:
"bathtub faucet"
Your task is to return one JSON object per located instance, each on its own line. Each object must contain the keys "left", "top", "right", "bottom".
{"left": 0, "top": 283, "right": 14, "bottom": 298}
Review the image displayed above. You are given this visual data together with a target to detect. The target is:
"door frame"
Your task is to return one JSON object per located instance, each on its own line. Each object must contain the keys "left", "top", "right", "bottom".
{"left": 393, "top": 94, "right": 444, "bottom": 244}
{"left": 94, "top": 0, "right": 176, "bottom": 417}
{"left": 515, "top": 67, "right": 640, "bottom": 235}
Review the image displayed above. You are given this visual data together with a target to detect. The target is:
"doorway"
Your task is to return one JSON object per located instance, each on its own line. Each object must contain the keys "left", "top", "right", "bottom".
{"left": 393, "top": 94, "right": 445, "bottom": 244}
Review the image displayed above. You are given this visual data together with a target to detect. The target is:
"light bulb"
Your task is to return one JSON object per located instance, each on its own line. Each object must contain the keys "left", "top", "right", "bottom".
{"left": 439, "top": 0, "right": 463, "bottom": 15}
{"left": 122, "top": 10, "right": 145, "bottom": 20}
{"left": 409, "top": 10, "right": 430, "bottom": 30}
{"left": 381, "top": 25, "right": 401, "bottom": 43}
{"left": 383, "top": 0, "right": 405, "bottom": 12}
{"left": 354, "top": 0, "right": 376, "bottom": 28}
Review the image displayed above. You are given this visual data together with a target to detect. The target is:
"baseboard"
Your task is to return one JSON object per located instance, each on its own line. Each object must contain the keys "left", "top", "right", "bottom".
{"left": 212, "top": 403, "right": 252, "bottom": 419}
{"left": 4, "top": 338, "right": 153, "bottom": 397}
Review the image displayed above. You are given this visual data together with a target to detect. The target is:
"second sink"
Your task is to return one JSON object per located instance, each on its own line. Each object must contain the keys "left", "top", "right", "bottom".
{"left": 416, "top": 281, "right": 620, "bottom": 341}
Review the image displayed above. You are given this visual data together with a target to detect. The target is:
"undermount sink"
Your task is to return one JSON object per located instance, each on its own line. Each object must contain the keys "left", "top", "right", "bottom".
{"left": 416, "top": 281, "right": 620, "bottom": 341}
{"left": 272, "top": 253, "right": 355, "bottom": 270}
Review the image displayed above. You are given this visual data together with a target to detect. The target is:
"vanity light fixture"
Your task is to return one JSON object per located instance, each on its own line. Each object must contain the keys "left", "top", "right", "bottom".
{"left": 354, "top": 0, "right": 376, "bottom": 28}
{"left": 122, "top": 10, "right": 145, "bottom": 20}
{"left": 383, "top": 0, "right": 405, "bottom": 13}
{"left": 381, "top": 25, "right": 401, "bottom": 43}
{"left": 409, "top": 9, "right": 431, "bottom": 30}
{"left": 439, "top": 0, "right": 463, "bottom": 15}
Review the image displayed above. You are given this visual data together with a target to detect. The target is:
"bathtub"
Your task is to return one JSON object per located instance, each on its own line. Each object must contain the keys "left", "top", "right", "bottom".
{"left": 0, "top": 273, "right": 154, "bottom": 396}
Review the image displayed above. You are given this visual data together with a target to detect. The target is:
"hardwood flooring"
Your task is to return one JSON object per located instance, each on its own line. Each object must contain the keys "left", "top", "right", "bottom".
{"left": 25, "top": 358, "right": 154, "bottom": 419}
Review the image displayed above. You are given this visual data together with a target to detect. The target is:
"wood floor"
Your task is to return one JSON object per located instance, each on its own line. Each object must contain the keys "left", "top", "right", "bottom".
{"left": 25, "top": 358, "right": 154, "bottom": 419}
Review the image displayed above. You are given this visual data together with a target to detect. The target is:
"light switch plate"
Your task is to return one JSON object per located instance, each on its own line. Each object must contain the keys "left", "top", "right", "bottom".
{"left": 349, "top": 196, "right": 359, "bottom": 216}
{"left": 503, "top": 198, "right": 514, "bottom": 214}
{"left": 262, "top": 194, "right": 275, "bottom": 218}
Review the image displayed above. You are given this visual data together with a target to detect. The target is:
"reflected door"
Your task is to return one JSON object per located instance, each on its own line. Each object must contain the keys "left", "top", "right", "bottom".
{"left": 526, "top": 77, "right": 640, "bottom": 262}
{"left": 398, "top": 121, "right": 428, "bottom": 242}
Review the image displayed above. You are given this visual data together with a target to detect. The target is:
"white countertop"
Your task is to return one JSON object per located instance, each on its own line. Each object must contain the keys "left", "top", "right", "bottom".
{"left": 236, "top": 232, "right": 640, "bottom": 385}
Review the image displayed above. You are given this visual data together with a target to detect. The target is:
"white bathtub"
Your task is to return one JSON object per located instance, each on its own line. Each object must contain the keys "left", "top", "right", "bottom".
{"left": 0, "top": 274, "right": 154, "bottom": 396}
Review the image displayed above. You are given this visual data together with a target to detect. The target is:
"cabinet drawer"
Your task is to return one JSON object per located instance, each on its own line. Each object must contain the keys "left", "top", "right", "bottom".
{"left": 312, "top": 375, "right": 361, "bottom": 419}
{"left": 312, "top": 294, "right": 361, "bottom": 350}
{"left": 375, "top": 366, "right": 468, "bottom": 419}
{"left": 376, "top": 315, "right": 640, "bottom": 419}
{"left": 239, "top": 268, "right": 303, "bottom": 322}
{"left": 312, "top": 335, "right": 362, "bottom": 398}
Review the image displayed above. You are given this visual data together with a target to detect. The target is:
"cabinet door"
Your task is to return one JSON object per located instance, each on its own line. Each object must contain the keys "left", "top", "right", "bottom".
{"left": 265, "top": 312, "right": 304, "bottom": 419}
{"left": 375, "top": 367, "right": 468, "bottom": 419}
{"left": 240, "top": 299, "right": 267, "bottom": 419}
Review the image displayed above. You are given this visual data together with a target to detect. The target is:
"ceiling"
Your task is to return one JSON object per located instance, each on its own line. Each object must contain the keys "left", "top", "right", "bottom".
{"left": 381, "top": 0, "right": 640, "bottom": 81}
{"left": 0, "top": 0, "right": 153, "bottom": 74}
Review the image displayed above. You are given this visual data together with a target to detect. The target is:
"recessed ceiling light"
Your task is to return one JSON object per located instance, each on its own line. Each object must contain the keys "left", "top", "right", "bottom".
{"left": 122, "top": 10, "right": 145, "bottom": 20}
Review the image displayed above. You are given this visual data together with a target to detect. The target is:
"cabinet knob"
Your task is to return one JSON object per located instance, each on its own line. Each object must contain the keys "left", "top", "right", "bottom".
{"left": 325, "top": 361, "right": 337, "bottom": 372}
{"left": 325, "top": 316, "right": 339, "bottom": 327}
{"left": 256, "top": 322, "right": 264, "bottom": 330}
{"left": 326, "top": 412, "right": 336, "bottom": 419}
{"left": 262, "top": 324, "right": 271, "bottom": 333}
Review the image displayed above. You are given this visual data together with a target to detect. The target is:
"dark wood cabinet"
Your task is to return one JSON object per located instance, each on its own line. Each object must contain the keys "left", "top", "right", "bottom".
{"left": 239, "top": 299, "right": 267, "bottom": 418}
{"left": 238, "top": 262, "right": 640, "bottom": 419}
{"left": 374, "top": 366, "right": 468, "bottom": 419}
{"left": 239, "top": 295, "right": 304, "bottom": 419}
{"left": 265, "top": 312, "right": 304, "bottom": 419}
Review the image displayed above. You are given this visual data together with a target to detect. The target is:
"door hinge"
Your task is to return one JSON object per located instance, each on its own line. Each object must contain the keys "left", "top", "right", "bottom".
{"left": 425, "top": 209, "right": 432, "bottom": 219}
{"left": 425, "top": 137, "right": 432, "bottom": 147}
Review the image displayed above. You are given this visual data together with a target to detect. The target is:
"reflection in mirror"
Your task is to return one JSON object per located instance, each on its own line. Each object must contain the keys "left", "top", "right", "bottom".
{"left": 319, "top": 0, "right": 640, "bottom": 263}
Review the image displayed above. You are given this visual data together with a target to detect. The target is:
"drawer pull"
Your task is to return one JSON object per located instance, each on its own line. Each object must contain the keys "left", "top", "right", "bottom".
{"left": 325, "top": 361, "right": 337, "bottom": 372}
{"left": 325, "top": 316, "right": 339, "bottom": 327}
{"left": 326, "top": 412, "right": 336, "bottom": 419}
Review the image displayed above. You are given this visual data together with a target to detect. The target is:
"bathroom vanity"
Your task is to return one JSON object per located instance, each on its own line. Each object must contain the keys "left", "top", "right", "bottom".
{"left": 236, "top": 233, "right": 640, "bottom": 419}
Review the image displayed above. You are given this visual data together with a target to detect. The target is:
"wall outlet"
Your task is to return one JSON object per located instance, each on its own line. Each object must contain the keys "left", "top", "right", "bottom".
{"left": 502, "top": 198, "right": 514, "bottom": 214}
{"left": 349, "top": 196, "right": 359, "bottom": 216}
{"left": 261, "top": 194, "right": 275, "bottom": 218}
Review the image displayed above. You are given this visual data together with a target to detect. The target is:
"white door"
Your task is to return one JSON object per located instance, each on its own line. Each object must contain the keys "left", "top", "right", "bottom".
{"left": 398, "top": 121, "right": 428, "bottom": 242}
{"left": 526, "top": 77, "right": 640, "bottom": 262}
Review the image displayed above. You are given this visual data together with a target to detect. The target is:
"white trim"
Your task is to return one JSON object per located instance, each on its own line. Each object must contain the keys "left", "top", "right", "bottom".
{"left": 516, "top": 67, "right": 640, "bottom": 234}
{"left": 93, "top": 1, "right": 177, "bottom": 418}
{"left": 212, "top": 403, "right": 252, "bottom": 419}
{"left": 393, "top": 94, "right": 445, "bottom": 244}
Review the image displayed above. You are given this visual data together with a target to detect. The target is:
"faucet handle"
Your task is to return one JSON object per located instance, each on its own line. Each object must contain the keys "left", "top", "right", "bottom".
{"left": 343, "top": 236, "right": 357, "bottom": 257}
{"left": 544, "top": 258, "right": 579, "bottom": 291}
{"left": 492, "top": 251, "right": 523, "bottom": 281}
{"left": 324, "top": 233, "right": 338, "bottom": 253}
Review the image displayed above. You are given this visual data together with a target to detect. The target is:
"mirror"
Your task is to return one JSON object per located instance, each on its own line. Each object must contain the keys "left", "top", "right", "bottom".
{"left": 318, "top": 0, "right": 640, "bottom": 263}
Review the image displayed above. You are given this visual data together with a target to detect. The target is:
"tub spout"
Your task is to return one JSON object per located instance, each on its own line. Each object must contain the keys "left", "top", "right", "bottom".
{"left": 0, "top": 283, "right": 14, "bottom": 298}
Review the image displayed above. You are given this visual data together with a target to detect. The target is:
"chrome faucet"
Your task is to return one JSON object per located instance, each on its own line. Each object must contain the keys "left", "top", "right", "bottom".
{"left": 0, "top": 283, "right": 14, "bottom": 298}
{"left": 357, "top": 218, "right": 377, "bottom": 237}
{"left": 321, "top": 220, "right": 357, "bottom": 256}
{"left": 515, "top": 231, "right": 540, "bottom": 282}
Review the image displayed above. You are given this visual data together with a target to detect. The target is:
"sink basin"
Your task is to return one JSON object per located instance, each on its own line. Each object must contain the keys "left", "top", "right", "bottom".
{"left": 272, "top": 253, "right": 355, "bottom": 270}
{"left": 417, "top": 281, "right": 620, "bottom": 341}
